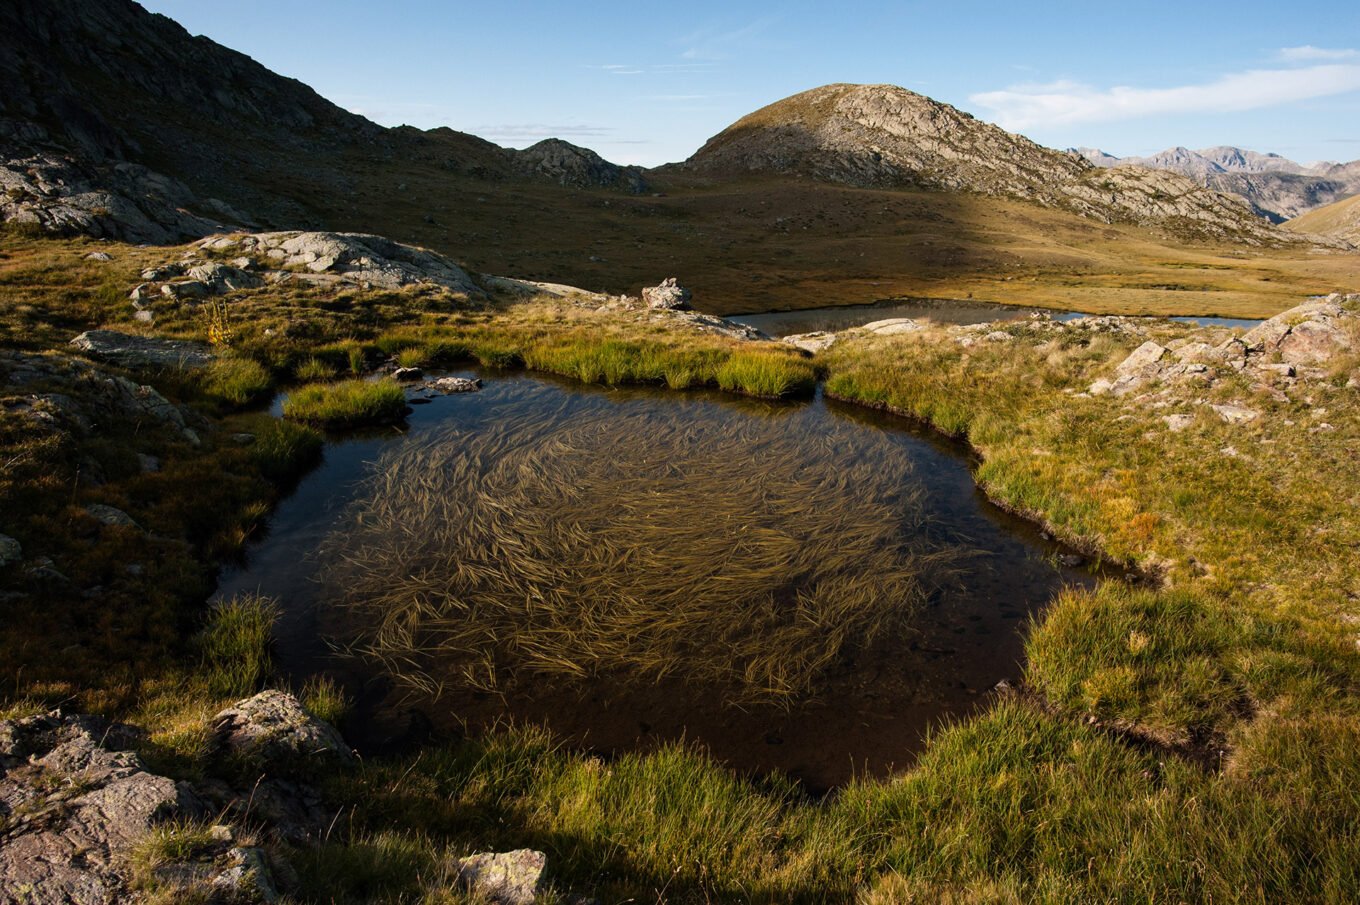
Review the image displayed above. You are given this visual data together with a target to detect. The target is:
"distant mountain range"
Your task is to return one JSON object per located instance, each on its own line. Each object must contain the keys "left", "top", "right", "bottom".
{"left": 1072, "top": 146, "right": 1360, "bottom": 222}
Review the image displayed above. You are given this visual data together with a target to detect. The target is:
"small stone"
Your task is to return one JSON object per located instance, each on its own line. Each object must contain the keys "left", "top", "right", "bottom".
{"left": 161, "top": 280, "right": 209, "bottom": 300}
{"left": 231, "top": 433, "right": 257, "bottom": 446}
{"left": 1211, "top": 404, "right": 1259, "bottom": 425}
{"left": 392, "top": 366, "right": 424, "bottom": 381}
{"left": 133, "top": 310, "right": 154, "bottom": 323}
{"left": 137, "top": 453, "right": 161, "bottom": 473}
{"left": 454, "top": 849, "right": 547, "bottom": 905}
{"left": 85, "top": 251, "right": 113, "bottom": 261}
{"left": 1116, "top": 340, "right": 1168, "bottom": 374}
{"left": 213, "top": 689, "right": 355, "bottom": 768}
{"left": 0, "top": 533, "right": 21, "bottom": 568}
{"left": 1058, "top": 553, "right": 1085, "bottom": 568}
{"left": 783, "top": 332, "right": 837, "bottom": 354}
{"left": 1164, "top": 413, "right": 1195, "bottom": 432}
{"left": 85, "top": 504, "right": 140, "bottom": 529}
{"left": 426, "top": 376, "right": 482, "bottom": 394}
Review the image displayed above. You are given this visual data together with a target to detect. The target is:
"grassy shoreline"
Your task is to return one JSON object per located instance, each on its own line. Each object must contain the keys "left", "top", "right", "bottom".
{"left": 2, "top": 233, "right": 1359, "bottom": 902}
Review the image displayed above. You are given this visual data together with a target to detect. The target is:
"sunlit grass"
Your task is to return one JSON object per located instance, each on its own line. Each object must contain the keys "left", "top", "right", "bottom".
{"left": 282, "top": 378, "right": 407, "bottom": 427}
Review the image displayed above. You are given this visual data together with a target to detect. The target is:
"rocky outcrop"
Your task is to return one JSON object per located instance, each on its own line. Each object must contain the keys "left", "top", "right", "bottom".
{"left": 453, "top": 849, "right": 547, "bottom": 905}
{"left": 198, "top": 232, "right": 484, "bottom": 296}
{"left": 3, "top": 348, "right": 206, "bottom": 446}
{"left": 212, "top": 690, "right": 355, "bottom": 769}
{"left": 70, "top": 330, "right": 214, "bottom": 370}
{"left": 0, "top": 712, "right": 204, "bottom": 904}
{"left": 1239, "top": 296, "right": 1356, "bottom": 366}
{"left": 0, "top": 153, "right": 241, "bottom": 244}
{"left": 642, "top": 277, "right": 692, "bottom": 311}
{"left": 1086, "top": 293, "right": 1359, "bottom": 403}
{"left": 684, "top": 83, "right": 1286, "bottom": 243}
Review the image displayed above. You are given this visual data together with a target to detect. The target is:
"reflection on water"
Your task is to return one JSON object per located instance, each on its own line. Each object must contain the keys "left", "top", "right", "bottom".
{"left": 727, "top": 299, "right": 1264, "bottom": 338}
{"left": 216, "top": 372, "right": 1097, "bottom": 789}
{"left": 726, "top": 299, "right": 1047, "bottom": 337}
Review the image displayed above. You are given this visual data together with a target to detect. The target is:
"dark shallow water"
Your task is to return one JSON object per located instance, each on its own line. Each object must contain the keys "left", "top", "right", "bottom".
{"left": 725, "top": 299, "right": 1263, "bottom": 337}
{"left": 217, "top": 372, "right": 1098, "bottom": 790}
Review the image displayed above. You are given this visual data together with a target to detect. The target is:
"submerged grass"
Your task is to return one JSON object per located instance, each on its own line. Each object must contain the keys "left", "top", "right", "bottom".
{"left": 321, "top": 395, "right": 953, "bottom": 705}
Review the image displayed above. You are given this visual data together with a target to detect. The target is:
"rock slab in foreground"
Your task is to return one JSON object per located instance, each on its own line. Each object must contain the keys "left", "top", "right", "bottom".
{"left": 454, "top": 849, "right": 547, "bottom": 905}
{"left": 70, "top": 330, "right": 214, "bottom": 370}
{"left": 0, "top": 712, "right": 203, "bottom": 904}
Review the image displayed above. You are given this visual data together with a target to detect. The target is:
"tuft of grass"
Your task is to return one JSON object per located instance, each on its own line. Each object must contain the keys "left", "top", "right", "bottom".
{"left": 301, "top": 674, "right": 349, "bottom": 728}
{"left": 249, "top": 418, "right": 323, "bottom": 485}
{"left": 200, "top": 356, "right": 273, "bottom": 408}
{"left": 716, "top": 349, "right": 817, "bottom": 398}
{"left": 197, "top": 594, "right": 279, "bottom": 699}
{"left": 294, "top": 356, "right": 338, "bottom": 382}
{"left": 282, "top": 379, "right": 408, "bottom": 428}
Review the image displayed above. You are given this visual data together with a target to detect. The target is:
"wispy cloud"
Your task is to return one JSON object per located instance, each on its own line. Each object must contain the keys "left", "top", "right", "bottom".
{"left": 476, "top": 123, "right": 614, "bottom": 141}
{"left": 1277, "top": 45, "right": 1359, "bottom": 62}
{"left": 586, "top": 62, "right": 719, "bottom": 76}
{"left": 677, "top": 17, "right": 779, "bottom": 61}
{"left": 971, "top": 59, "right": 1360, "bottom": 130}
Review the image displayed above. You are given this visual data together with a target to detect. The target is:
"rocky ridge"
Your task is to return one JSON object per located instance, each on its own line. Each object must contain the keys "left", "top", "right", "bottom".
{"left": 1075, "top": 145, "right": 1360, "bottom": 223}
{"left": 683, "top": 84, "right": 1285, "bottom": 243}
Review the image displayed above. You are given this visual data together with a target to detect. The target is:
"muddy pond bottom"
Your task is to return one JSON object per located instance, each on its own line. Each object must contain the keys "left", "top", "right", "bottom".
{"left": 218, "top": 372, "right": 1095, "bottom": 790}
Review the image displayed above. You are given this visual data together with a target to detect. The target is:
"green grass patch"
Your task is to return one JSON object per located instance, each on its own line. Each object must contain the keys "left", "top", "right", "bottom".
{"left": 282, "top": 379, "right": 407, "bottom": 427}
{"left": 716, "top": 349, "right": 817, "bottom": 398}
{"left": 200, "top": 356, "right": 273, "bottom": 407}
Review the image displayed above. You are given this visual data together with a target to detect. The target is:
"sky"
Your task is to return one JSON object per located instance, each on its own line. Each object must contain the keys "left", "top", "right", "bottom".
{"left": 141, "top": 0, "right": 1360, "bottom": 167}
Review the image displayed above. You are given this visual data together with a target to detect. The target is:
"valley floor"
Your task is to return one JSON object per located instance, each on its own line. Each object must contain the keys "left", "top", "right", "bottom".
{"left": 1, "top": 231, "right": 1358, "bottom": 903}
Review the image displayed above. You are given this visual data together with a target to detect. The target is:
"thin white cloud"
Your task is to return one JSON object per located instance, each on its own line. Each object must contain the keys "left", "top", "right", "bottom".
{"left": 477, "top": 124, "right": 614, "bottom": 141}
{"left": 971, "top": 63, "right": 1360, "bottom": 130}
{"left": 677, "top": 17, "right": 779, "bottom": 61}
{"left": 1277, "top": 45, "right": 1359, "bottom": 62}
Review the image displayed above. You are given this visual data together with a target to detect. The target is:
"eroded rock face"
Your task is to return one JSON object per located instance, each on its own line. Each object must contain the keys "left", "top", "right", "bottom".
{"left": 453, "top": 849, "right": 547, "bottom": 905}
{"left": 642, "top": 277, "right": 692, "bottom": 311}
{"left": 0, "top": 712, "right": 204, "bottom": 905}
{"left": 198, "top": 232, "right": 483, "bottom": 296}
{"left": 212, "top": 690, "right": 355, "bottom": 769}
{"left": 70, "top": 330, "right": 214, "bottom": 370}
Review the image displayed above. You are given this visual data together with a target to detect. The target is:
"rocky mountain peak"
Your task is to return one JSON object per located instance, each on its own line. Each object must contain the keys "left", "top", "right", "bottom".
{"left": 686, "top": 84, "right": 1283, "bottom": 242}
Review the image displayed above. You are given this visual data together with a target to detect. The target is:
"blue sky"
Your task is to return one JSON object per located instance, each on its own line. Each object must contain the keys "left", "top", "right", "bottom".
{"left": 142, "top": 0, "right": 1360, "bottom": 167}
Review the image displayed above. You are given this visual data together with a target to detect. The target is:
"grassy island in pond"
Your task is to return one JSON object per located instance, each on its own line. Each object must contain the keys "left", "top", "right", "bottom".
{"left": 281, "top": 379, "right": 408, "bottom": 427}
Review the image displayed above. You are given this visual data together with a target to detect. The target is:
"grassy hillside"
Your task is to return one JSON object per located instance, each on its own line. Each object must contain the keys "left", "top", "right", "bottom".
{"left": 1286, "top": 193, "right": 1360, "bottom": 246}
